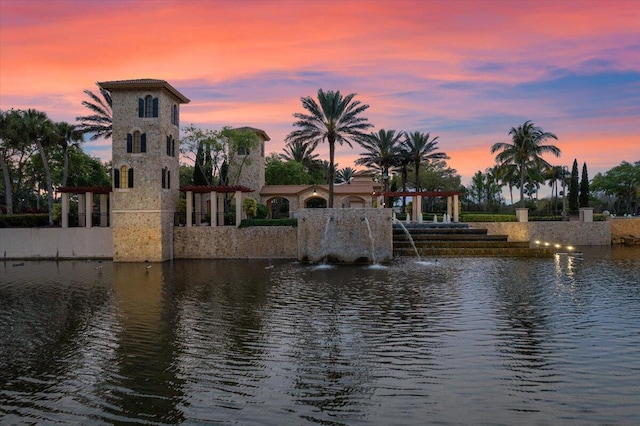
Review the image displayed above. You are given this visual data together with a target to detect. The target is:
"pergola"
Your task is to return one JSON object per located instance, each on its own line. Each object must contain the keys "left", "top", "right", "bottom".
{"left": 58, "top": 186, "right": 112, "bottom": 228}
{"left": 181, "top": 185, "right": 254, "bottom": 227}
{"left": 374, "top": 191, "right": 462, "bottom": 222}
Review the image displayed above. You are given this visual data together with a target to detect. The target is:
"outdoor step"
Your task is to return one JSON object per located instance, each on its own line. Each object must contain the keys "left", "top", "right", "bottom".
{"left": 394, "top": 247, "right": 555, "bottom": 257}
{"left": 394, "top": 234, "right": 509, "bottom": 242}
{"left": 393, "top": 227, "right": 487, "bottom": 235}
{"left": 394, "top": 240, "right": 530, "bottom": 249}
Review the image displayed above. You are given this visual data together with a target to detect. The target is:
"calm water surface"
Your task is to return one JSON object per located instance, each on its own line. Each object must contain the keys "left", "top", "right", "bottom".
{"left": 1, "top": 247, "right": 639, "bottom": 425}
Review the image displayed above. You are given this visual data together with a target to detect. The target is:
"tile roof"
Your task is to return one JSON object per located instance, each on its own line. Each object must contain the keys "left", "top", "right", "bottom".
{"left": 98, "top": 79, "right": 190, "bottom": 103}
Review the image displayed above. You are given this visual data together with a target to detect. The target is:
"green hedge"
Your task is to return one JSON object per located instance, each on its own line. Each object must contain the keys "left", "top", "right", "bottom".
{"left": 0, "top": 214, "right": 50, "bottom": 228}
{"left": 238, "top": 218, "right": 298, "bottom": 228}
{"left": 459, "top": 214, "right": 516, "bottom": 222}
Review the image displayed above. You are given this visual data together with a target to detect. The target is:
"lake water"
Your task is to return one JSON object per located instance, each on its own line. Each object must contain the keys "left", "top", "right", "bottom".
{"left": 1, "top": 247, "right": 639, "bottom": 425}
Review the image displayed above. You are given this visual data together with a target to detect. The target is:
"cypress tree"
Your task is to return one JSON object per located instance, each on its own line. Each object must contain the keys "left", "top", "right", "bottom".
{"left": 193, "top": 141, "right": 207, "bottom": 185}
{"left": 568, "top": 159, "right": 579, "bottom": 214}
{"left": 579, "top": 162, "right": 590, "bottom": 207}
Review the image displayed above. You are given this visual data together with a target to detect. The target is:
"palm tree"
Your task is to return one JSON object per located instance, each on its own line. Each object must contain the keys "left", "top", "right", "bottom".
{"left": 491, "top": 121, "right": 560, "bottom": 208}
{"left": 336, "top": 166, "right": 356, "bottom": 184}
{"left": 12, "top": 109, "right": 55, "bottom": 224}
{"left": 286, "top": 89, "right": 372, "bottom": 207}
{"left": 54, "top": 122, "right": 83, "bottom": 187}
{"left": 356, "top": 129, "right": 403, "bottom": 201}
{"left": 76, "top": 84, "right": 112, "bottom": 140}
{"left": 545, "top": 165, "right": 564, "bottom": 214}
{"left": 280, "top": 139, "right": 320, "bottom": 173}
{"left": 402, "top": 131, "right": 449, "bottom": 191}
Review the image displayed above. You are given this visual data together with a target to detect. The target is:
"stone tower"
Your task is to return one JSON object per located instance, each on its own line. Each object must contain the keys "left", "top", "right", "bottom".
{"left": 99, "top": 79, "right": 190, "bottom": 262}
{"left": 228, "top": 127, "right": 270, "bottom": 193}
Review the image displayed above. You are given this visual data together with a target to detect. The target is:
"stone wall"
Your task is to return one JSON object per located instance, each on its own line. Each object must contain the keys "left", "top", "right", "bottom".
{"left": 470, "top": 221, "right": 611, "bottom": 246}
{"left": 0, "top": 228, "right": 113, "bottom": 259}
{"left": 173, "top": 226, "right": 297, "bottom": 259}
{"left": 297, "top": 208, "right": 393, "bottom": 263}
{"left": 610, "top": 217, "right": 640, "bottom": 243}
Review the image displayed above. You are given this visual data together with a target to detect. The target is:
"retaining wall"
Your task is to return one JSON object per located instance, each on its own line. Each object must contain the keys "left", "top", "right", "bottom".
{"left": 470, "top": 221, "right": 611, "bottom": 246}
{"left": 0, "top": 228, "right": 113, "bottom": 259}
{"left": 610, "top": 217, "right": 640, "bottom": 242}
{"left": 173, "top": 226, "right": 297, "bottom": 259}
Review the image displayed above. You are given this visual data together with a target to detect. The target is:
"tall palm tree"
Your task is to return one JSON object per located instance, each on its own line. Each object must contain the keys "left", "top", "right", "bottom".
{"left": 491, "top": 121, "right": 560, "bottom": 208}
{"left": 356, "top": 129, "right": 403, "bottom": 201}
{"left": 402, "top": 131, "right": 449, "bottom": 191}
{"left": 76, "top": 84, "right": 112, "bottom": 140}
{"left": 545, "top": 165, "right": 564, "bottom": 214}
{"left": 54, "top": 122, "right": 83, "bottom": 187}
{"left": 286, "top": 89, "right": 372, "bottom": 207}
{"left": 12, "top": 109, "right": 55, "bottom": 224}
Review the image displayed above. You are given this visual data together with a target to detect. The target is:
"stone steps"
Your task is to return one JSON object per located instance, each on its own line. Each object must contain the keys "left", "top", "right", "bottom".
{"left": 392, "top": 224, "right": 554, "bottom": 257}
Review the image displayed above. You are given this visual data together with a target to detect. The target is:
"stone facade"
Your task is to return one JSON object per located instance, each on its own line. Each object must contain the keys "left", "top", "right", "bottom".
{"left": 100, "top": 79, "right": 189, "bottom": 262}
{"left": 610, "top": 217, "right": 640, "bottom": 243}
{"left": 173, "top": 226, "right": 297, "bottom": 259}
{"left": 297, "top": 208, "right": 393, "bottom": 263}
{"left": 470, "top": 221, "right": 611, "bottom": 246}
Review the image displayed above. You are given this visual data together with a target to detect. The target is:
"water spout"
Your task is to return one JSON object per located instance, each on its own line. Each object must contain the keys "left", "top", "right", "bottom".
{"left": 393, "top": 217, "right": 421, "bottom": 260}
{"left": 363, "top": 217, "right": 377, "bottom": 265}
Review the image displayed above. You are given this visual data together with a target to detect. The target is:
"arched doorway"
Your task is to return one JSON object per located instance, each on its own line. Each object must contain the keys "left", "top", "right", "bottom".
{"left": 305, "top": 197, "right": 327, "bottom": 208}
{"left": 269, "top": 197, "right": 290, "bottom": 219}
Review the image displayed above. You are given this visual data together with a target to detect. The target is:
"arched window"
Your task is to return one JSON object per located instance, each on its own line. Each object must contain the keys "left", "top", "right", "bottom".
{"left": 144, "top": 96, "right": 154, "bottom": 118}
{"left": 114, "top": 165, "right": 133, "bottom": 188}
{"left": 138, "top": 95, "right": 159, "bottom": 118}
{"left": 166, "top": 135, "right": 175, "bottom": 156}
{"left": 133, "top": 131, "right": 141, "bottom": 153}
{"left": 172, "top": 104, "right": 178, "bottom": 125}
{"left": 127, "top": 132, "right": 146, "bottom": 153}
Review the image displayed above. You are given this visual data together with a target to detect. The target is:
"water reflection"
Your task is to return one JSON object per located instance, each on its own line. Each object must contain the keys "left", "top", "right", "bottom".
{"left": 1, "top": 247, "right": 639, "bottom": 425}
{"left": 107, "top": 262, "right": 185, "bottom": 424}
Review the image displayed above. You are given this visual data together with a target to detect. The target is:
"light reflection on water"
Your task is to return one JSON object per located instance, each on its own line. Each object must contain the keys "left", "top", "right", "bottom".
{"left": 0, "top": 246, "right": 639, "bottom": 425}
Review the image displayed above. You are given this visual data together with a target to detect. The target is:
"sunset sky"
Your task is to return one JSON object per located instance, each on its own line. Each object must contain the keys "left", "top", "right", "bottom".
{"left": 1, "top": 0, "right": 638, "bottom": 189}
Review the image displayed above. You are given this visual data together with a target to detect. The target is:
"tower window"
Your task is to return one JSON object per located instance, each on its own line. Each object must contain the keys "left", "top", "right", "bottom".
{"left": 166, "top": 135, "right": 175, "bottom": 157}
{"left": 127, "top": 133, "right": 147, "bottom": 153}
{"left": 114, "top": 165, "right": 134, "bottom": 189}
{"left": 171, "top": 104, "right": 179, "bottom": 125}
{"left": 138, "top": 96, "right": 159, "bottom": 118}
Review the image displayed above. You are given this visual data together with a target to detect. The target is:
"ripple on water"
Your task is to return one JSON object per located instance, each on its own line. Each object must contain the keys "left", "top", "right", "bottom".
{"left": 1, "top": 250, "right": 640, "bottom": 425}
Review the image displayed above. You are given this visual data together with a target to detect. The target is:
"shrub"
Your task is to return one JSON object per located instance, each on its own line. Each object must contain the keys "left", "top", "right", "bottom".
{"left": 0, "top": 214, "right": 50, "bottom": 228}
{"left": 238, "top": 218, "right": 298, "bottom": 228}
{"left": 460, "top": 213, "right": 516, "bottom": 222}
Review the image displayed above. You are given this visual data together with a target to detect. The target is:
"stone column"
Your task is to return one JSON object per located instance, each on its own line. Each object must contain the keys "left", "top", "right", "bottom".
{"left": 579, "top": 207, "right": 594, "bottom": 222}
{"left": 61, "top": 192, "right": 69, "bottom": 229}
{"left": 100, "top": 194, "right": 108, "bottom": 227}
{"left": 186, "top": 191, "right": 193, "bottom": 227}
{"left": 416, "top": 195, "right": 423, "bottom": 223}
{"left": 85, "top": 192, "right": 93, "bottom": 228}
{"left": 210, "top": 191, "right": 217, "bottom": 227}
{"left": 447, "top": 196, "right": 453, "bottom": 221}
{"left": 516, "top": 208, "right": 529, "bottom": 223}
{"left": 109, "top": 192, "right": 113, "bottom": 227}
{"left": 235, "top": 191, "right": 242, "bottom": 227}
{"left": 453, "top": 194, "right": 459, "bottom": 222}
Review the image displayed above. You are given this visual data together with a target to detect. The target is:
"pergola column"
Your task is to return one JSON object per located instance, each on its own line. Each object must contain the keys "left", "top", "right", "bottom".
{"left": 99, "top": 194, "right": 108, "bottom": 227}
{"left": 195, "top": 193, "right": 202, "bottom": 225}
{"left": 235, "top": 190, "right": 242, "bottom": 227}
{"left": 85, "top": 192, "right": 93, "bottom": 228}
{"left": 210, "top": 191, "right": 217, "bottom": 227}
{"left": 78, "top": 194, "right": 86, "bottom": 227}
{"left": 186, "top": 191, "right": 193, "bottom": 227}
{"left": 447, "top": 196, "right": 452, "bottom": 222}
{"left": 61, "top": 192, "right": 69, "bottom": 229}
{"left": 416, "top": 195, "right": 422, "bottom": 223}
{"left": 453, "top": 194, "right": 459, "bottom": 222}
